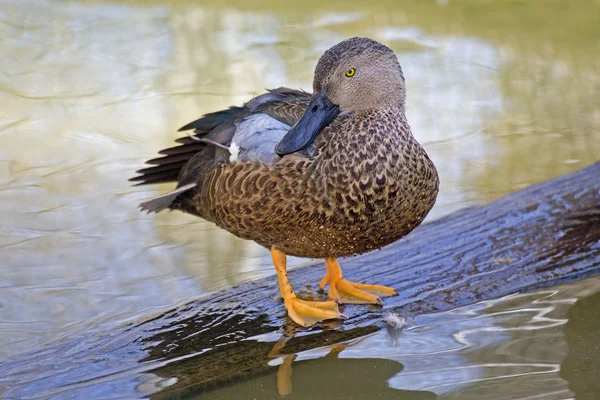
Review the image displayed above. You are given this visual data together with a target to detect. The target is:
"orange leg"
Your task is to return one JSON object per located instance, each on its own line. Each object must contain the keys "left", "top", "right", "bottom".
{"left": 319, "top": 258, "right": 397, "bottom": 304}
{"left": 272, "top": 247, "right": 346, "bottom": 327}
{"left": 267, "top": 335, "right": 297, "bottom": 397}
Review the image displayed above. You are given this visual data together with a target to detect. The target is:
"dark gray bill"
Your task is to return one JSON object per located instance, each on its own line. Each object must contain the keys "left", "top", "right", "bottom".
{"left": 275, "top": 91, "right": 340, "bottom": 156}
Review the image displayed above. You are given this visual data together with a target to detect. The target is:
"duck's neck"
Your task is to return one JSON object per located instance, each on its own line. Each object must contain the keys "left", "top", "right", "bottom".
{"left": 322, "top": 106, "right": 415, "bottom": 167}
{"left": 316, "top": 104, "right": 437, "bottom": 189}
{"left": 311, "top": 105, "right": 438, "bottom": 227}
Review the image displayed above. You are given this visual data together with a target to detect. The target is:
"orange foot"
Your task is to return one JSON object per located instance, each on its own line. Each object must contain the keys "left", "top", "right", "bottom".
{"left": 284, "top": 296, "right": 343, "bottom": 327}
{"left": 319, "top": 258, "right": 398, "bottom": 304}
{"left": 272, "top": 247, "right": 347, "bottom": 327}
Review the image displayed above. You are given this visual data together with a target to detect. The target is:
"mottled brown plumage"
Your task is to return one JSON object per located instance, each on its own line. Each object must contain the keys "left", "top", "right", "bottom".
{"left": 131, "top": 37, "right": 439, "bottom": 326}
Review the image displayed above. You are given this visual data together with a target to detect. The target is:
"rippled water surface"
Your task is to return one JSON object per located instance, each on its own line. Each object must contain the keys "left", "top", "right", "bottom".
{"left": 0, "top": 0, "right": 599, "bottom": 398}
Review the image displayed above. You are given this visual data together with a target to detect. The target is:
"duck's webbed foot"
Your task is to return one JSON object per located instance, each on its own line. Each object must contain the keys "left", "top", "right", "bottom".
{"left": 319, "top": 258, "right": 398, "bottom": 304}
{"left": 284, "top": 297, "right": 343, "bottom": 327}
{"left": 272, "top": 247, "right": 347, "bottom": 327}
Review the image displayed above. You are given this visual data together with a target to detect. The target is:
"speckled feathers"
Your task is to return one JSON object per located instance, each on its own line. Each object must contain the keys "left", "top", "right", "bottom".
{"left": 132, "top": 37, "right": 439, "bottom": 259}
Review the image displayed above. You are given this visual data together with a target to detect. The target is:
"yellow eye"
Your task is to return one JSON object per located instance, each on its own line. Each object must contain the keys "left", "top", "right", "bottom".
{"left": 345, "top": 68, "right": 356, "bottom": 77}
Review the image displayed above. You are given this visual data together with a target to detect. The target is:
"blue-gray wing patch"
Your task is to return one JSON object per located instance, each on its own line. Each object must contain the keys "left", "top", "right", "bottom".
{"left": 229, "top": 114, "right": 291, "bottom": 165}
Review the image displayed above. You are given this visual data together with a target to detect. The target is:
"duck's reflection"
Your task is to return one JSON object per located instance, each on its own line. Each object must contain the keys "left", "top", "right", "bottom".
{"left": 267, "top": 334, "right": 297, "bottom": 396}
{"left": 266, "top": 327, "right": 370, "bottom": 397}
{"left": 205, "top": 331, "right": 436, "bottom": 400}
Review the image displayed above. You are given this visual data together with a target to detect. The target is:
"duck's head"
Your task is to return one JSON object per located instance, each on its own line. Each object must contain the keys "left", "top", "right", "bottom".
{"left": 276, "top": 37, "right": 406, "bottom": 156}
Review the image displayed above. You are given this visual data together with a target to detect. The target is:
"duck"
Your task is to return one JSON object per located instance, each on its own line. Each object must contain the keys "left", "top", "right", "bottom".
{"left": 131, "top": 37, "right": 439, "bottom": 327}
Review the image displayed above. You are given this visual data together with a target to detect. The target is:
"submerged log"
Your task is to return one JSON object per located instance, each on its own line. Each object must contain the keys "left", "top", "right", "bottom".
{"left": 2, "top": 163, "right": 598, "bottom": 399}
{"left": 136, "top": 162, "right": 600, "bottom": 398}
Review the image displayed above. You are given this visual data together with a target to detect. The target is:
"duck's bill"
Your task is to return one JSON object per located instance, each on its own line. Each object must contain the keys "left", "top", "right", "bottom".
{"left": 275, "top": 91, "right": 340, "bottom": 156}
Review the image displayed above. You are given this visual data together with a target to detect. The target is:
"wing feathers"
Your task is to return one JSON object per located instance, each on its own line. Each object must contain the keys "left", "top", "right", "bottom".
{"left": 139, "top": 183, "right": 197, "bottom": 213}
{"left": 130, "top": 88, "right": 310, "bottom": 190}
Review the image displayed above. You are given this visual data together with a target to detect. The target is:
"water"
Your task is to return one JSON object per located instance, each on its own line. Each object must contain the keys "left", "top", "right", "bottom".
{"left": 0, "top": 0, "right": 599, "bottom": 398}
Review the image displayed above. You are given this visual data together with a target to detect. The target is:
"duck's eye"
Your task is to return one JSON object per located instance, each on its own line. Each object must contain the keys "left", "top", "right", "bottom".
{"left": 345, "top": 68, "right": 356, "bottom": 77}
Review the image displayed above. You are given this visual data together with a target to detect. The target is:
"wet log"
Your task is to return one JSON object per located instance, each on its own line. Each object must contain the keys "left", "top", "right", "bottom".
{"left": 137, "top": 161, "right": 600, "bottom": 398}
